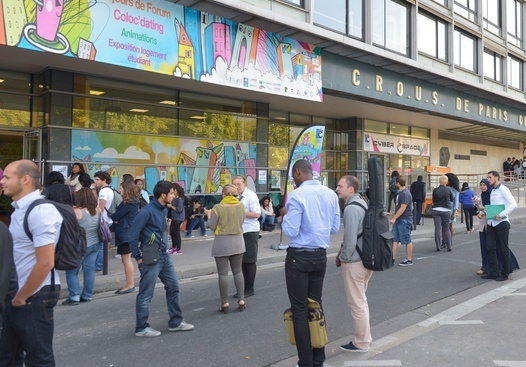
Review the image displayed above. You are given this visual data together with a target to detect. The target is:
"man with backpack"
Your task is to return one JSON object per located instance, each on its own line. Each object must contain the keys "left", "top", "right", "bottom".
{"left": 93, "top": 171, "right": 115, "bottom": 272}
{"left": 0, "top": 160, "right": 63, "bottom": 366}
{"left": 335, "top": 175, "right": 372, "bottom": 353}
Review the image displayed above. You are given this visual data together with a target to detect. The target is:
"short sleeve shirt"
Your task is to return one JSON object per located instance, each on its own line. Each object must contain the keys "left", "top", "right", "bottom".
{"left": 396, "top": 188, "right": 413, "bottom": 221}
{"left": 98, "top": 186, "right": 114, "bottom": 225}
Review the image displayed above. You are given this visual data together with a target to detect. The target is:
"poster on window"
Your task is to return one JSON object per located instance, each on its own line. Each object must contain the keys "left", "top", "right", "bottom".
{"left": 270, "top": 170, "right": 281, "bottom": 190}
{"left": 363, "top": 133, "right": 430, "bottom": 156}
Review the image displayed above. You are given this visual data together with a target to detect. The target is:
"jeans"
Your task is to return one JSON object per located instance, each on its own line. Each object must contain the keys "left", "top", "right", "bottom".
{"left": 170, "top": 220, "right": 183, "bottom": 251}
{"left": 0, "top": 285, "right": 60, "bottom": 367}
{"left": 186, "top": 217, "right": 206, "bottom": 236}
{"left": 486, "top": 221, "right": 511, "bottom": 278}
{"left": 432, "top": 210, "right": 451, "bottom": 250}
{"left": 259, "top": 213, "right": 275, "bottom": 229}
{"left": 65, "top": 242, "right": 99, "bottom": 301}
{"left": 136, "top": 253, "right": 183, "bottom": 332}
{"left": 95, "top": 242, "right": 103, "bottom": 271}
{"left": 387, "top": 191, "right": 397, "bottom": 212}
{"left": 463, "top": 207, "right": 474, "bottom": 231}
{"left": 285, "top": 248, "right": 327, "bottom": 367}
{"left": 414, "top": 201, "right": 423, "bottom": 225}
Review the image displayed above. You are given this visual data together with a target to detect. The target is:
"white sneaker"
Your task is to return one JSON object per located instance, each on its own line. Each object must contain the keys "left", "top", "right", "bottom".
{"left": 168, "top": 320, "right": 194, "bottom": 332}
{"left": 135, "top": 326, "right": 161, "bottom": 337}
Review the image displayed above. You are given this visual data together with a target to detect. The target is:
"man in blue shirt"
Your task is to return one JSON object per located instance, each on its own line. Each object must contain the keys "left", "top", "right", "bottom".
{"left": 280, "top": 160, "right": 340, "bottom": 367}
{"left": 128, "top": 180, "right": 194, "bottom": 337}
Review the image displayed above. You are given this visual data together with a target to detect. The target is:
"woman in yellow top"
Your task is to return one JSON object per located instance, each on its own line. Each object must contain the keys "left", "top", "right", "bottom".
{"left": 204, "top": 184, "right": 246, "bottom": 313}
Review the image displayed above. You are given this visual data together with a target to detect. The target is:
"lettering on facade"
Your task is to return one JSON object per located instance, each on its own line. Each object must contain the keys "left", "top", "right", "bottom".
{"left": 470, "top": 150, "right": 487, "bottom": 156}
{"left": 349, "top": 68, "right": 519, "bottom": 127}
{"left": 454, "top": 154, "right": 471, "bottom": 160}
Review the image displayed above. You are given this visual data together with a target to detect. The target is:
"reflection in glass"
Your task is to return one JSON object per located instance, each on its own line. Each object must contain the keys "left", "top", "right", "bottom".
{"left": 508, "top": 56, "right": 522, "bottom": 90}
{"left": 507, "top": 0, "right": 523, "bottom": 47}
{"left": 454, "top": 29, "right": 477, "bottom": 72}
{"left": 314, "top": 0, "right": 346, "bottom": 33}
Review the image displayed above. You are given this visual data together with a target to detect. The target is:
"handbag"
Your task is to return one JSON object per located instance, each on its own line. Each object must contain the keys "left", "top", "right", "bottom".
{"left": 98, "top": 215, "right": 112, "bottom": 244}
{"left": 142, "top": 234, "right": 160, "bottom": 265}
{"left": 284, "top": 298, "right": 328, "bottom": 348}
{"left": 180, "top": 219, "right": 187, "bottom": 232}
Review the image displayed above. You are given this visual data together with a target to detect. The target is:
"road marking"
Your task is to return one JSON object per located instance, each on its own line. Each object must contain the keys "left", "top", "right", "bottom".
{"left": 344, "top": 361, "right": 402, "bottom": 366}
{"left": 494, "top": 361, "right": 526, "bottom": 366}
{"left": 438, "top": 320, "right": 484, "bottom": 325}
{"left": 503, "top": 293, "right": 526, "bottom": 296}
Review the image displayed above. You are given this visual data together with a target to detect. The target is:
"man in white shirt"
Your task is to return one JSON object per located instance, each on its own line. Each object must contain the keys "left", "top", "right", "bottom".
{"left": 94, "top": 171, "right": 114, "bottom": 272}
{"left": 482, "top": 170, "right": 517, "bottom": 281}
{"left": 233, "top": 175, "right": 260, "bottom": 298}
{"left": 0, "top": 160, "right": 62, "bottom": 366}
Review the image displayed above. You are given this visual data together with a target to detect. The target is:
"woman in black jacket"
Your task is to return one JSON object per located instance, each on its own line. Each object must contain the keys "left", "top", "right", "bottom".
{"left": 111, "top": 181, "right": 140, "bottom": 294}
{"left": 432, "top": 175, "right": 454, "bottom": 252}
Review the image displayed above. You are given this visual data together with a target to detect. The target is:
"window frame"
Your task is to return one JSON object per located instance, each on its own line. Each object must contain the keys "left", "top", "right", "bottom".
{"left": 372, "top": 0, "right": 411, "bottom": 56}
{"left": 417, "top": 10, "right": 448, "bottom": 62}
{"left": 507, "top": 55, "right": 523, "bottom": 90}
{"left": 454, "top": 0, "right": 478, "bottom": 22}
{"left": 507, "top": 0, "right": 523, "bottom": 48}
{"left": 483, "top": 49, "right": 504, "bottom": 83}
{"left": 482, "top": 0, "right": 502, "bottom": 36}
{"left": 454, "top": 28, "right": 478, "bottom": 73}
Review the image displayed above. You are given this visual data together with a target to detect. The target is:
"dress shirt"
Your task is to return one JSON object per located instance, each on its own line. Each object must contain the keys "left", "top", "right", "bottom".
{"left": 282, "top": 180, "right": 340, "bottom": 249}
{"left": 487, "top": 183, "right": 517, "bottom": 226}
{"left": 239, "top": 187, "right": 261, "bottom": 233}
{"left": 10, "top": 190, "right": 62, "bottom": 292}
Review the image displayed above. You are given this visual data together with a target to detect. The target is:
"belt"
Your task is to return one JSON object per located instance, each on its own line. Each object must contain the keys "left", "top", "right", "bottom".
{"left": 288, "top": 247, "right": 326, "bottom": 253}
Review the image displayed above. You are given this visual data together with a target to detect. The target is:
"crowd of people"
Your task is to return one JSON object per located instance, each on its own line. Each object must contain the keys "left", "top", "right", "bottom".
{"left": 503, "top": 156, "right": 526, "bottom": 180}
{"left": 0, "top": 158, "right": 522, "bottom": 367}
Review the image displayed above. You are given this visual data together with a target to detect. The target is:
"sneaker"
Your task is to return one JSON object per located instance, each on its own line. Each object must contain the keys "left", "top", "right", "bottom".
{"left": 167, "top": 248, "right": 174, "bottom": 255}
{"left": 440, "top": 241, "right": 446, "bottom": 249}
{"left": 399, "top": 259, "right": 413, "bottom": 266}
{"left": 135, "top": 327, "right": 161, "bottom": 337}
{"left": 496, "top": 275, "right": 509, "bottom": 282}
{"left": 340, "top": 341, "right": 369, "bottom": 353}
{"left": 476, "top": 269, "right": 485, "bottom": 275}
{"left": 62, "top": 298, "right": 79, "bottom": 306}
{"left": 80, "top": 297, "right": 91, "bottom": 303}
{"left": 202, "top": 234, "right": 208, "bottom": 237}
{"left": 392, "top": 259, "right": 395, "bottom": 266}
{"left": 175, "top": 250, "right": 182, "bottom": 255}
{"left": 168, "top": 320, "right": 194, "bottom": 332}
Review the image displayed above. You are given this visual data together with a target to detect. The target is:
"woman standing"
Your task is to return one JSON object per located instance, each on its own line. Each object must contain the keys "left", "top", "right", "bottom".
{"left": 111, "top": 181, "right": 139, "bottom": 294}
{"left": 474, "top": 178, "right": 519, "bottom": 275}
{"left": 387, "top": 170, "right": 400, "bottom": 213}
{"left": 62, "top": 188, "right": 101, "bottom": 305}
{"left": 167, "top": 183, "right": 186, "bottom": 255}
{"left": 459, "top": 182, "right": 475, "bottom": 232}
{"left": 204, "top": 184, "right": 246, "bottom": 313}
{"left": 44, "top": 171, "right": 74, "bottom": 206}
{"left": 445, "top": 172, "right": 460, "bottom": 245}
{"left": 432, "top": 175, "right": 454, "bottom": 252}
{"left": 66, "top": 163, "right": 85, "bottom": 192}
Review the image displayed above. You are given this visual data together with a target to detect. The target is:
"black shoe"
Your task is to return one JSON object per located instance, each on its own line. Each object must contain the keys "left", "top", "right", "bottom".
{"left": 392, "top": 259, "right": 395, "bottom": 266}
{"left": 440, "top": 241, "right": 446, "bottom": 249}
{"left": 232, "top": 293, "right": 238, "bottom": 298}
{"left": 340, "top": 341, "right": 369, "bottom": 353}
{"left": 244, "top": 289, "right": 255, "bottom": 298}
{"left": 481, "top": 274, "right": 497, "bottom": 280}
{"left": 496, "top": 276, "right": 509, "bottom": 282}
{"left": 447, "top": 249, "right": 452, "bottom": 252}
{"left": 62, "top": 298, "right": 79, "bottom": 306}
{"left": 436, "top": 248, "right": 440, "bottom": 252}
{"left": 79, "top": 297, "right": 91, "bottom": 303}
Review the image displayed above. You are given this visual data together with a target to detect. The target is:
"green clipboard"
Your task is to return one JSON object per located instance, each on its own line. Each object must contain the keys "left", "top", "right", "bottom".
{"left": 485, "top": 204, "right": 506, "bottom": 220}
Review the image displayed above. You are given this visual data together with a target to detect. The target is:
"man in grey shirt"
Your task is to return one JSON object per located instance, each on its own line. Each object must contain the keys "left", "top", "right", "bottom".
{"left": 389, "top": 176, "right": 414, "bottom": 266}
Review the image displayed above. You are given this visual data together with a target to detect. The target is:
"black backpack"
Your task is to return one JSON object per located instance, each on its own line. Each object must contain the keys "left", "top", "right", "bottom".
{"left": 24, "top": 199, "right": 87, "bottom": 271}
{"left": 356, "top": 157, "right": 394, "bottom": 271}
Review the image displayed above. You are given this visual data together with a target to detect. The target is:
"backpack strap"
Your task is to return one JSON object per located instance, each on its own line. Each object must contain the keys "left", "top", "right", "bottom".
{"left": 23, "top": 199, "right": 48, "bottom": 241}
{"left": 344, "top": 201, "right": 366, "bottom": 239}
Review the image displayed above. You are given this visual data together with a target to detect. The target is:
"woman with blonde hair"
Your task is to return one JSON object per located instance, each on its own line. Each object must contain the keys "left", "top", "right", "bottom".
{"left": 111, "top": 181, "right": 140, "bottom": 294}
{"left": 204, "top": 184, "right": 246, "bottom": 313}
{"left": 432, "top": 175, "right": 454, "bottom": 252}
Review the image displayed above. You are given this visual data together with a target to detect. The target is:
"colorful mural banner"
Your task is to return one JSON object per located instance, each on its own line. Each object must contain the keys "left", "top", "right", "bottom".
{"left": 363, "top": 132, "right": 430, "bottom": 156}
{"left": 284, "top": 124, "right": 325, "bottom": 202}
{"left": 71, "top": 130, "right": 257, "bottom": 195}
{"left": 1, "top": 0, "right": 322, "bottom": 101}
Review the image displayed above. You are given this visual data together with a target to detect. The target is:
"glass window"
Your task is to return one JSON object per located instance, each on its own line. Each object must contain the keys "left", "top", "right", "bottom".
{"left": 483, "top": 0, "right": 501, "bottom": 35}
{"left": 483, "top": 49, "right": 503, "bottom": 82}
{"left": 455, "top": 0, "right": 477, "bottom": 22}
{"left": 507, "top": 0, "right": 523, "bottom": 47}
{"left": 283, "top": 0, "right": 303, "bottom": 6}
{"left": 418, "top": 11, "right": 448, "bottom": 61}
{"left": 314, "top": 0, "right": 346, "bottom": 33}
{"left": 390, "top": 123, "right": 410, "bottom": 136}
{"left": 348, "top": 0, "right": 363, "bottom": 39}
{"left": 454, "top": 28, "right": 477, "bottom": 72}
{"left": 508, "top": 56, "right": 522, "bottom": 90}
{"left": 411, "top": 127, "right": 430, "bottom": 138}
{"left": 0, "top": 71, "right": 31, "bottom": 127}
{"left": 372, "top": 0, "right": 409, "bottom": 56}
{"left": 431, "top": 0, "right": 448, "bottom": 5}
{"left": 364, "top": 119, "right": 388, "bottom": 133}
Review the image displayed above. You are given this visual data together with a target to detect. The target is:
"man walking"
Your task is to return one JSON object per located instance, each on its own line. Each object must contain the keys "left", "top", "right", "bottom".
{"left": 0, "top": 160, "right": 63, "bottom": 366}
{"left": 128, "top": 180, "right": 194, "bottom": 337}
{"left": 390, "top": 176, "right": 414, "bottom": 266}
{"left": 232, "top": 174, "right": 260, "bottom": 297}
{"left": 280, "top": 160, "right": 340, "bottom": 367}
{"left": 335, "top": 175, "right": 372, "bottom": 353}
{"left": 410, "top": 175, "right": 426, "bottom": 226}
{"left": 482, "top": 171, "right": 517, "bottom": 281}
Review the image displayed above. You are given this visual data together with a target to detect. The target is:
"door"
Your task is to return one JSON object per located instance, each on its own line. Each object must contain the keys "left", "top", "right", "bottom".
{"left": 0, "top": 131, "right": 25, "bottom": 224}
{"left": 24, "top": 129, "right": 42, "bottom": 168}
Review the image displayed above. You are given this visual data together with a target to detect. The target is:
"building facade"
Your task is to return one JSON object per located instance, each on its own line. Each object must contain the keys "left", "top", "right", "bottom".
{"left": 1, "top": 0, "right": 525, "bottom": 220}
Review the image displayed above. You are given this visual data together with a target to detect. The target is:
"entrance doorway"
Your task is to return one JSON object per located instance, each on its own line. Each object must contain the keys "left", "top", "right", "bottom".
{"left": 0, "top": 131, "right": 24, "bottom": 225}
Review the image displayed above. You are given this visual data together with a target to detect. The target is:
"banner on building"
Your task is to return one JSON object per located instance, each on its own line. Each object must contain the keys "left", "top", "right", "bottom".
{"left": 363, "top": 133, "right": 430, "bottom": 156}
{"left": 1, "top": 0, "right": 322, "bottom": 101}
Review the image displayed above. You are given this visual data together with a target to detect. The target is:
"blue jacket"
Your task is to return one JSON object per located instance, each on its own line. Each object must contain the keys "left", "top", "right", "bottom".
{"left": 111, "top": 199, "right": 139, "bottom": 245}
{"left": 128, "top": 199, "right": 168, "bottom": 262}
{"left": 459, "top": 188, "right": 474, "bottom": 208}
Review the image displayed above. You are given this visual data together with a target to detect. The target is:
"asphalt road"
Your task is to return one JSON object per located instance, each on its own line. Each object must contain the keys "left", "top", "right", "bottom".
{"left": 53, "top": 221, "right": 526, "bottom": 367}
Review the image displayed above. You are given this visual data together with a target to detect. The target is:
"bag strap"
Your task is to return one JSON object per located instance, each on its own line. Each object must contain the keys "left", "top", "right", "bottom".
{"left": 23, "top": 199, "right": 48, "bottom": 241}
{"left": 344, "top": 201, "right": 366, "bottom": 241}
